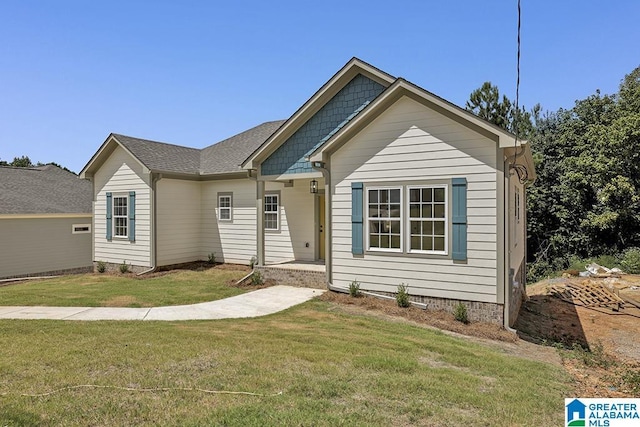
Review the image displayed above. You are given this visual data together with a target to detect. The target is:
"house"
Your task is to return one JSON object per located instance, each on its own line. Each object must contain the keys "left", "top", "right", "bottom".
{"left": 80, "top": 58, "right": 535, "bottom": 327}
{"left": 566, "top": 399, "right": 586, "bottom": 424}
{"left": 0, "top": 165, "right": 93, "bottom": 279}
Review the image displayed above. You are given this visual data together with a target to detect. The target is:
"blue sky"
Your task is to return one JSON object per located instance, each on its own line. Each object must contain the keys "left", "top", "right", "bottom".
{"left": 1, "top": 1, "right": 638, "bottom": 173}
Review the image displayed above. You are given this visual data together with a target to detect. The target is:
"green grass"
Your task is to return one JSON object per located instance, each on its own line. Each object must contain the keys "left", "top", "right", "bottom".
{"left": 0, "top": 268, "right": 248, "bottom": 307}
{"left": 0, "top": 300, "right": 571, "bottom": 426}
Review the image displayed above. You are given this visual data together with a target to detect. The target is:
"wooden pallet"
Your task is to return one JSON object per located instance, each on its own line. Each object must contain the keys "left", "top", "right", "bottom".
{"left": 549, "top": 281, "right": 625, "bottom": 311}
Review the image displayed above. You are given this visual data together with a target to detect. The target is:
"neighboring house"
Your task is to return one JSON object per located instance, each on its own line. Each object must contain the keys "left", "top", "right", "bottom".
{"left": 0, "top": 165, "right": 93, "bottom": 279}
{"left": 80, "top": 58, "right": 535, "bottom": 327}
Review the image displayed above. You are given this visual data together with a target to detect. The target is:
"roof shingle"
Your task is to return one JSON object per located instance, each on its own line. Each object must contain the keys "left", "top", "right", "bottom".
{"left": 0, "top": 165, "right": 92, "bottom": 214}
{"left": 109, "top": 120, "right": 285, "bottom": 176}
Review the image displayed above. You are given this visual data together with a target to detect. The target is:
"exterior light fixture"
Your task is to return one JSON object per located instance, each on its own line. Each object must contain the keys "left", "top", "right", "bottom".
{"left": 310, "top": 179, "right": 318, "bottom": 194}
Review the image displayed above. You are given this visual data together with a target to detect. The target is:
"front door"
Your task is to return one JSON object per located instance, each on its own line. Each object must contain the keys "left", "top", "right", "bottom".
{"left": 319, "top": 195, "right": 325, "bottom": 260}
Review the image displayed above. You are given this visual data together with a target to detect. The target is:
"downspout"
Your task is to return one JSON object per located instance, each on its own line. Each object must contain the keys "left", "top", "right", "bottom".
{"left": 138, "top": 173, "right": 162, "bottom": 275}
{"left": 310, "top": 161, "right": 333, "bottom": 289}
{"left": 503, "top": 161, "right": 517, "bottom": 333}
{"left": 246, "top": 169, "right": 260, "bottom": 269}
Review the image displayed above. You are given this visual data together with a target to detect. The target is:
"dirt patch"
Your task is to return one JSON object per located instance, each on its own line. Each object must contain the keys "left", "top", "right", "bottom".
{"left": 514, "top": 275, "right": 640, "bottom": 397}
{"left": 514, "top": 275, "right": 640, "bottom": 362}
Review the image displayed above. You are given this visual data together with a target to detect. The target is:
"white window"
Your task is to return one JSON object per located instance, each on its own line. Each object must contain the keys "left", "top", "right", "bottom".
{"left": 364, "top": 184, "right": 449, "bottom": 255}
{"left": 408, "top": 186, "right": 447, "bottom": 254}
{"left": 72, "top": 224, "right": 91, "bottom": 234}
{"left": 367, "top": 187, "right": 402, "bottom": 251}
{"left": 113, "top": 196, "right": 128, "bottom": 238}
{"left": 264, "top": 194, "right": 279, "bottom": 231}
{"left": 218, "top": 193, "right": 232, "bottom": 221}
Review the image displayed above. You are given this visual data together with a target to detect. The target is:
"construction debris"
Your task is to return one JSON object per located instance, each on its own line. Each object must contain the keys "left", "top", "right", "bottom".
{"left": 549, "top": 280, "right": 626, "bottom": 313}
{"left": 579, "top": 263, "right": 624, "bottom": 278}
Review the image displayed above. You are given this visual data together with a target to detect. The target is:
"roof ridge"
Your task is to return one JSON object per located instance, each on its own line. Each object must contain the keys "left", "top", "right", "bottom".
{"left": 111, "top": 133, "right": 200, "bottom": 152}
{"left": 0, "top": 165, "right": 43, "bottom": 171}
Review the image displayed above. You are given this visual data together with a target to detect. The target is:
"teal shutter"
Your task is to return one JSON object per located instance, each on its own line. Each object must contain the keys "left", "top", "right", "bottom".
{"left": 106, "top": 192, "right": 112, "bottom": 240}
{"left": 351, "top": 182, "right": 364, "bottom": 255}
{"left": 452, "top": 178, "right": 467, "bottom": 261}
{"left": 128, "top": 191, "right": 136, "bottom": 242}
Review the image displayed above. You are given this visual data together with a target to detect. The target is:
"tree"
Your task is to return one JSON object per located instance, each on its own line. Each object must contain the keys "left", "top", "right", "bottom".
{"left": 8, "top": 155, "right": 34, "bottom": 167}
{"left": 525, "top": 65, "right": 640, "bottom": 279}
{"left": 465, "top": 81, "right": 536, "bottom": 140}
{"left": 466, "top": 82, "right": 512, "bottom": 129}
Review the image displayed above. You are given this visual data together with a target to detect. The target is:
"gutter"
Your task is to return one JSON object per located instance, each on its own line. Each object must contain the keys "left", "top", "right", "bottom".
{"left": 138, "top": 173, "right": 162, "bottom": 276}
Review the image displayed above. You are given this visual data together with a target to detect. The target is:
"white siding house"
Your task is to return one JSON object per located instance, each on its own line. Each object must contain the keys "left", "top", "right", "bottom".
{"left": 81, "top": 58, "right": 535, "bottom": 327}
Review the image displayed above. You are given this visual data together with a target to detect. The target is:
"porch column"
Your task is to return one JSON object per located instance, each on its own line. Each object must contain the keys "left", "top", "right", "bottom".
{"left": 256, "top": 179, "right": 265, "bottom": 266}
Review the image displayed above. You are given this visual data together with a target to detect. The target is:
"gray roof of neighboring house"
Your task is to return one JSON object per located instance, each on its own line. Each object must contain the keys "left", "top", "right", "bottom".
{"left": 0, "top": 165, "right": 92, "bottom": 214}
{"left": 110, "top": 120, "right": 285, "bottom": 176}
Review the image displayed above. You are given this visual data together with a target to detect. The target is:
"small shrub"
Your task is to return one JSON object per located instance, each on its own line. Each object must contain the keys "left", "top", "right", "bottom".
{"left": 96, "top": 261, "right": 106, "bottom": 274}
{"left": 621, "top": 247, "right": 640, "bottom": 274}
{"left": 119, "top": 260, "right": 130, "bottom": 274}
{"left": 569, "top": 341, "right": 613, "bottom": 369}
{"left": 348, "top": 280, "right": 360, "bottom": 297}
{"left": 251, "top": 271, "right": 263, "bottom": 286}
{"left": 396, "top": 283, "right": 410, "bottom": 308}
{"left": 453, "top": 302, "right": 469, "bottom": 324}
{"left": 207, "top": 252, "right": 216, "bottom": 265}
{"left": 620, "top": 367, "right": 640, "bottom": 395}
{"left": 249, "top": 256, "right": 257, "bottom": 269}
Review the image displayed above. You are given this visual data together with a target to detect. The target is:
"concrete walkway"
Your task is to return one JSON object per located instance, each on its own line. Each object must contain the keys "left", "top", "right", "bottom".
{"left": 0, "top": 285, "right": 324, "bottom": 321}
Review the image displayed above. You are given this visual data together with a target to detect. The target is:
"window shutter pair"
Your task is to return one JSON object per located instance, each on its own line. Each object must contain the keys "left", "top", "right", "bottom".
{"left": 350, "top": 179, "right": 467, "bottom": 260}
{"left": 105, "top": 191, "right": 136, "bottom": 242}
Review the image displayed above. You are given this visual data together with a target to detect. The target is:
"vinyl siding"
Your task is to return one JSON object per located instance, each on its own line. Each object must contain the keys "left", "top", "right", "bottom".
{"left": 156, "top": 179, "right": 202, "bottom": 266}
{"left": 201, "top": 179, "right": 256, "bottom": 264}
{"left": 0, "top": 216, "right": 92, "bottom": 278}
{"left": 265, "top": 179, "right": 316, "bottom": 263}
{"left": 93, "top": 146, "right": 152, "bottom": 267}
{"left": 201, "top": 178, "right": 317, "bottom": 265}
{"left": 330, "top": 96, "right": 499, "bottom": 303}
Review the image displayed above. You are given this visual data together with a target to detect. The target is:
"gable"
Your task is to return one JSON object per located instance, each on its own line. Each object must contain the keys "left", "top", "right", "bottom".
{"left": 260, "top": 74, "right": 385, "bottom": 176}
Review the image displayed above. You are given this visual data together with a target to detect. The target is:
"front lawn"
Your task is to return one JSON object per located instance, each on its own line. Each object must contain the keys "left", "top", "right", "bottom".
{"left": 0, "top": 266, "right": 249, "bottom": 307}
{"left": 0, "top": 300, "right": 571, "bottom": 426}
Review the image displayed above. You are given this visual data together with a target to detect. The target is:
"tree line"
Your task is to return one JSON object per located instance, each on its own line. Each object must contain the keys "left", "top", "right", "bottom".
{"left": 466, "top": 66, "right": 640, "bottom": 279}
{"left": 0, "top": 155, "right": 74, "bottom": 174}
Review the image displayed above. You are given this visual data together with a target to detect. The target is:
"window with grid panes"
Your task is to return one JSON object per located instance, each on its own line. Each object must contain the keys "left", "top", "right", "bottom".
{"left": 264, "top": 194, "right": 279, "bottom": 230}
{"left": 113, "top": 196, "right": 128, "bottom": 238}
{"left": 408, "top": 186, "right": 447, "bottom": 253}
{"left": 367, "top": 187, "right": 402, "bottom": 251}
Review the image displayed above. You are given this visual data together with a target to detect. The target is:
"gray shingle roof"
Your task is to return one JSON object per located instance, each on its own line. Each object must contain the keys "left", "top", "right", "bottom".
{"left": 112, "top": 134, "right": 202, "bottom": 175}
{"left": 0, "top": 165, "right": 92, "bottom": 214}
{"left": 109, "top": 120, "right": 285, "bottom": 176}
{"left": 200, "top": 120, "right": 285, "bottom": 174}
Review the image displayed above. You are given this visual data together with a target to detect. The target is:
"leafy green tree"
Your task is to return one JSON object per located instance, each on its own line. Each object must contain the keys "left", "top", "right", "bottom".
{"left": 465, "top": 81, "right": 536, "bottom": 139}
{"left": 8, "top": 155, "right": 34, "bottom": 167}
{"left": 526, "top": 66, "right": 640, "bottom": 279}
